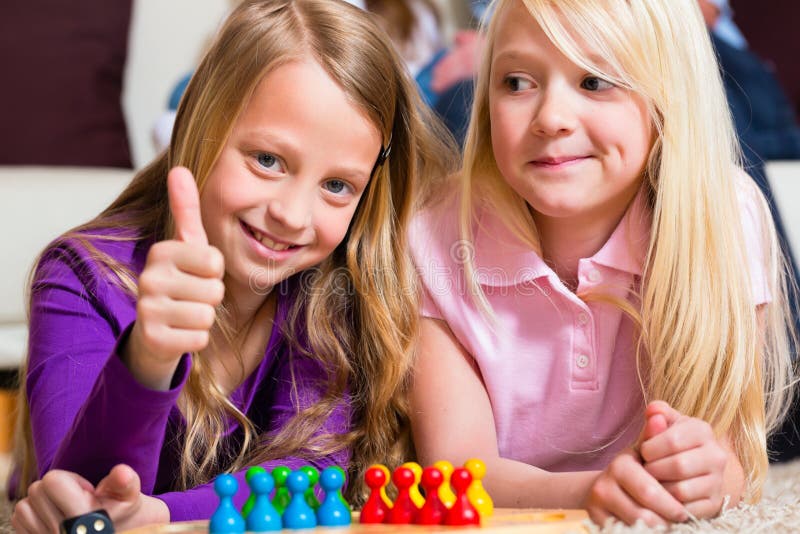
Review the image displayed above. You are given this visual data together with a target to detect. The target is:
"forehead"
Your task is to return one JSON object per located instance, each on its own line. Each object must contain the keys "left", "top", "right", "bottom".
{"left": 492, "top": 0, "right": 620, "bottom": 76}
{"left": 227, "top": 56, "right": 382, "bottom": 175}
{"left": 492, "top": 1, "right": 569, "bottom": 61}
{"left": 235, "top": 57, "right": 376, "bottom": 134}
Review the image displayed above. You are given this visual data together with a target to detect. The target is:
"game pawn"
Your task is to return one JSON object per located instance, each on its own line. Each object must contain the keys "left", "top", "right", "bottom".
{"left": 373, "top": 464, "right": 393, "bottom": 509}
{"left": 210, "top": 474, "right": 245, "bottom": 534}
{"left": 386, "top": 466, "right": 419, "bottom": 524}
{"left": 271, "top": 466, "right": 292, "bottom": 514}
{"left": 416, "top": 466, "right": 447, "bottom": 525}
{"left": 433, "top": 460, "right": 456, "bottom": 508}
{"left": 283, "top": 469, "right": 317, "bottom": 529}
{"left": 401, "top": 461, "right": 425, "bottom": 509}
{"left": 300, "top": 465, "right": 321, "bottom": 510}
{"left": 464, "top": 458, "right": 494, "bottom": 517}
{"left": 444, "top": 467, "right": 480, "bottom": 526}
{"left": 331, "top": 466, "right": 352, "bottom": 510}
{"left": 245, "top": 470, "right": 282, "bottom": 532}
{"left": 316, "top": 466, "right": 352, "bottom": 526}
{"left": 241, "top": 466, "right": 267, "bottom": 518}
{"left": 359, "top": 465, "right": 390, "bottom": 524}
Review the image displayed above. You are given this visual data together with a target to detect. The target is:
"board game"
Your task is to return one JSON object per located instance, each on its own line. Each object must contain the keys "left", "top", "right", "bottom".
{"left": 121, "top": 508, "right": 589, "bottom": 534}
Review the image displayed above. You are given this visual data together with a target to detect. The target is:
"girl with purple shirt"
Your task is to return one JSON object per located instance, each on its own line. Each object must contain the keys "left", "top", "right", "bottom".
{"left": 10, "top": 1, "right": 455, "bottom": 531}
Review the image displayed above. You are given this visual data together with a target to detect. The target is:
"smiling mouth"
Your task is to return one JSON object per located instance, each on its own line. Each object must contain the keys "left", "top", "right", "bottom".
{"left": 532, "top": 156, "right": 590, "bottom": 166}
{"left": 241, "top": 221, "right": 300, "bottom": 252}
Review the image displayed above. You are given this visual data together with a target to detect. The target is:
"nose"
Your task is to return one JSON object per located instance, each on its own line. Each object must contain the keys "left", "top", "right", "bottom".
{"left": 530, "top": 86, "right": 577, "bottom": 137}
{"left": 267, "top": 185, "right": 313, "bottom": 232}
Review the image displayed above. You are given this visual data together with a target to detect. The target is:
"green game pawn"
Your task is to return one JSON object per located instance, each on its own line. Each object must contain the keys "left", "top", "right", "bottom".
{"left": 241, "top": 466, "right": 267, "bottom": 518}
{"left": 301, "top": 466, "right": 321, "bottom": 510}
{"left": 271, "top": 466, "right": 292, "bottom": 514}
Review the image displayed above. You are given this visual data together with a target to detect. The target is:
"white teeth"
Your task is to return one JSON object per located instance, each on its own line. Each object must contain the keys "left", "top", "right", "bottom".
{"left": 251, "top": 228, "right": 291, "bottom": 251}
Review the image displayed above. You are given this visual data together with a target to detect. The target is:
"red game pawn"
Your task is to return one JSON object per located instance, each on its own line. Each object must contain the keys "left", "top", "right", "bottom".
{"left": 444, "top": 467, "right": 480, "bottom": 526}
{"left": 360, "top": 466, "right": 389, "bottom": 524}
{"left": 416, "top": 466, "right": 447, "bottom": 525}
{"left": 386, "top": 466, "right": 418, "bottom": 524}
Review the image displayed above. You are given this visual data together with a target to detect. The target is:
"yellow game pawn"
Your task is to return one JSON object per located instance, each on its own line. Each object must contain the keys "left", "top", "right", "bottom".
{"left": 369, "top": 464, "right": 393, "bottom": 509}
{"left": 464, "top": 458, "right": 494, "bottom": 517}
{"left": 433, "top": 460, "right": 456, "bottom": 508}
{"left": 401, "top": 462, "right": 425, "bottom": 509}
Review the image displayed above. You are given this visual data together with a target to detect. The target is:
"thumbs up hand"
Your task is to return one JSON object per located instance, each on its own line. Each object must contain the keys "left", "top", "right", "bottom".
{"left": 123, "top": 167, "right": 225, "bottom": 390}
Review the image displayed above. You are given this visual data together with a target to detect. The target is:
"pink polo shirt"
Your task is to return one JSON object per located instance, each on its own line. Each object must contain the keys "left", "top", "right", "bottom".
{"left": 409, "top": 182, "right": 770, "bottom": 472}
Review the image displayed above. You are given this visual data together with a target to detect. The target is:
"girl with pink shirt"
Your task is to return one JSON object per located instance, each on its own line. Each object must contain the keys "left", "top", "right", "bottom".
{"left": 408, "top": 0, "right": 797, "bottom": 527}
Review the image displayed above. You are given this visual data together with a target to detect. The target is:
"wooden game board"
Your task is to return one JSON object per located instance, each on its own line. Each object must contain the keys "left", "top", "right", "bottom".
{"left": 122, "top": 509, "right": 589, "bottom": 533}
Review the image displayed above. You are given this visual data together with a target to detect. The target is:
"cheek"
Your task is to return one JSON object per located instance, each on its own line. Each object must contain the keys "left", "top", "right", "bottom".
{"left": 317, "top": 206, "right": 359, "bottom": 251}
{"left": 490, "top": 103, "right": 520, "bottom": 169}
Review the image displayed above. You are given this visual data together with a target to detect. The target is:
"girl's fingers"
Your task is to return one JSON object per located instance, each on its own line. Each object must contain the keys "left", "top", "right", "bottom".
{"left": 12, "top": 499, "right": 47, "bottom": 534}
{"left": 27, "top": 483, "right": 65, "bottom": 533}
{"left": 96, "top": 464, "right": 141, "bottom": 503}
{"left": 645, "top": 440, "right": 727, "bottom": 485}
{"left": 168, "top": 166, "right": 208, "bottom": 246}
{"left": 139, "top": 298, "right": 217, "bottom": 331}
{"left": 645, "top": 400, "right": 682, "bottom": 424}
{"left": 683, "top": 496, "right": 725, "bottom": 520}
{"left": 134, "top": 322, "right": 211, "bottom": 357}
{"left": 611, "top": 458, "right": 688, "bottom": 523}
{"left": 590, "top": 476, "right": 669, "bottom": 527}
{"left": 662, "top": 474, "right": 719, "bottom": 504}
{"left": 144, "top": 241, "right": 224, "bottom": 280}
{"left": 640, "top": 418, "right": 712, "bottom": 463}
{"left": 139, "top": 267, "right": 225, "bottom": 305}
{"left": 585, "top": 506, "right": 614, "bottom": 529}
{"left": 586, "top": 450, "right": 686, "bottom": 527}
{"left": 40, "top": 471, "right": 100, "bottom": 519}
{"left": 644, "top": 448, "right": 709, "bottom": 481}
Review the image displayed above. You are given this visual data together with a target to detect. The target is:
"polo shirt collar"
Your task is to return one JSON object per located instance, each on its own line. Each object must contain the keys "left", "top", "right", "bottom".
{"left": 590, "top": 187, "right": 650, "bottom": 277}
{"left": 472, "top": 187, "right": 651, "bottom": 286}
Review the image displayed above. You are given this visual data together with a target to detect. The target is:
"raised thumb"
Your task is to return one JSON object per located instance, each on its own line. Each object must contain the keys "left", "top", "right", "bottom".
{"left": 168, "top": 166, "right": 208, "bottom": 245}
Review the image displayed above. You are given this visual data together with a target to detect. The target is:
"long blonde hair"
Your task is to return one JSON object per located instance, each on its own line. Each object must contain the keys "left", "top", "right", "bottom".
{"left": 454, "top": 0, "right": 796, "bottom": 500}
{"left": 14, "top": 0, "right": 456, "bottom": 503}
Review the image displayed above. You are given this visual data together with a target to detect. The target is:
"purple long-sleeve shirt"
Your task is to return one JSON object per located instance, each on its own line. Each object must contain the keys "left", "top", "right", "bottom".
{"left": 12, "top": 233, "right": 351, "bottom": 521}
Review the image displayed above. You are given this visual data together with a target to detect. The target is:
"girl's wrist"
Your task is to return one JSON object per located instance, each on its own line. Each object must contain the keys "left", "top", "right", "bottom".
{"left": 120, "top": 322, "right": 182, "bottom": 391}
{"left": 117, "top": 495, "right": 170, "bottom": 531}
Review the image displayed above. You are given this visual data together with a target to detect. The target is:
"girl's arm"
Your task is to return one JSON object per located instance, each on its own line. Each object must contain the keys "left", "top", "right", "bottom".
{"left": 410, "top": 317, "right": 597, "bottom": 507}
{"left": 411, "top": 318, "right": 688, "bottom": 526}
{"left": 25, "top": 250, "right": 184, "bottom": 495}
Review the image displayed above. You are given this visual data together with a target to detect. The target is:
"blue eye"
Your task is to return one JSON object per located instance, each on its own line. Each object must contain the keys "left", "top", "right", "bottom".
{"left": 581, "top": 76, "right": 614, "bottom": 91}
{"left": 256, "top": 152, "right": 282, "bottom": 171}
{"left": 324, "top": 179, "right": 349, "bottom": 195}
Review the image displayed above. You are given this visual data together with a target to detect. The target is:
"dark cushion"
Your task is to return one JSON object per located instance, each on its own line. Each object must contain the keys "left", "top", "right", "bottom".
{"left": 0, "top": 1, "right": 133, "bottom": 168}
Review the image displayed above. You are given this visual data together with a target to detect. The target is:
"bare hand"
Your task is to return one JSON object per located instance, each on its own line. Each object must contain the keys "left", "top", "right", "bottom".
{"left": 639, "top": 401, "right": 731, "bottom": 519}
{"left": 583, "top": 408, "right": 687, "bottom": 527}
{"left": 12, "top": 465, "right": 168, "bottom": 534}
{"left": 124, "top": 166, "right": 225, "bottom": 390}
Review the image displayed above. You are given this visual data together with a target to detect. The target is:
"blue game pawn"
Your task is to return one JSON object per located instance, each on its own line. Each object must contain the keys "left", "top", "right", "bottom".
{"left": 246, "top": 471, "right": 282, "bottom": 532}
{"left": 316, "top": 466, "right": 351, "bottom": 527}
{"left": 210, "top": 474, "right": 245, "bottom": 534}
{"left": 283, "top": 470, "right": 317, "bottom": 529}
